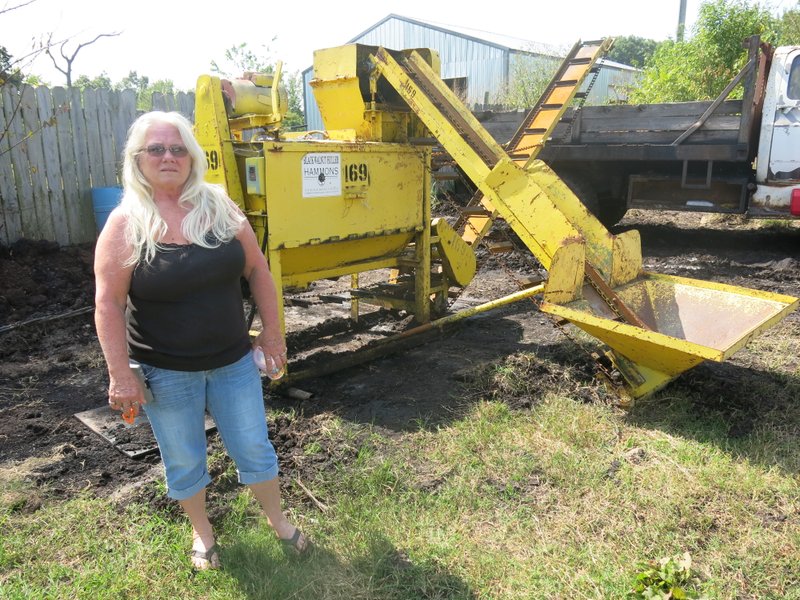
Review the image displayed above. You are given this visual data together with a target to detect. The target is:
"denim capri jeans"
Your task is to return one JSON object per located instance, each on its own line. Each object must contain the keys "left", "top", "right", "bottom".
{"left": 140, "top": 352, "right": 279, "bottom": 500}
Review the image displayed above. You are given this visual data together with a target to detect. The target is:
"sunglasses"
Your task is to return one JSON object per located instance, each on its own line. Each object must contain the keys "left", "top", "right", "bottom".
{"left": 142, "top": 144, "right": 189, "bottom": 157}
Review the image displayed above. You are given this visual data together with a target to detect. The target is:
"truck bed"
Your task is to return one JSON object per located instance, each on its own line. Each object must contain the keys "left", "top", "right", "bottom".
{"left": 539, "top": 99, "right": 753, "bottom": 163}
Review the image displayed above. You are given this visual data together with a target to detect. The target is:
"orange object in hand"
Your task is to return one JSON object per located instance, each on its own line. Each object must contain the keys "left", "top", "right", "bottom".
{"left": 122, "top": 404, "right": 139, "bottom": 425}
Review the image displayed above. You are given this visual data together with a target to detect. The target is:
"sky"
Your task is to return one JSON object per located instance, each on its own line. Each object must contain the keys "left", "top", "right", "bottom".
{"left": 3, "top": 0, "right": 798, "bottom": 90}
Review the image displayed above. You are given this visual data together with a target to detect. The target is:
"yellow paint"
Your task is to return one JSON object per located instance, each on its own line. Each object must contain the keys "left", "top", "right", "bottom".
{"left": 194, "top": 43, "right": 799, "bottom": 401}
{"left": 542, "top": 272, "right": 799, "bottom": 398}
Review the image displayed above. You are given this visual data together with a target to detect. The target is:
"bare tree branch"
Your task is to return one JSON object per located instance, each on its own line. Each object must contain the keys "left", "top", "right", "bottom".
{"left": 0, "top": 0, "right": 38, "bottom": 17}
{"left": 45, "top": 31, "right": 121, "bottom": 87}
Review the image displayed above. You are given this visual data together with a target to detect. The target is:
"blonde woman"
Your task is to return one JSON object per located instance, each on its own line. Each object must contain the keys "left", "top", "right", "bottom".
{"left": 94, "top": 111, "right": 307, "bottom": 570}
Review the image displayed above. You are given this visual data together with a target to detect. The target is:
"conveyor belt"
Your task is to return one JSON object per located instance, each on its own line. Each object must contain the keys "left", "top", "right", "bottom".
{"left": 399, "top": 54, "right": 504, "bottom": 169}
{"left": 507, "top": 39, "right": 612, "bottom": 167}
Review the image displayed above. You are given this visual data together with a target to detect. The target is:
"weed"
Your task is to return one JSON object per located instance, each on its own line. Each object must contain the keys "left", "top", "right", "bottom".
{"left": 629, "top": 552, "right": 707, "bottom": 599}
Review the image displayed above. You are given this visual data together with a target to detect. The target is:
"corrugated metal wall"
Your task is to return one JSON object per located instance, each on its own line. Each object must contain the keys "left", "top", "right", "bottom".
{"left": 352, "top": 18, "right": 511, "bottom": 109}
{"left": 302, "top": 16, "right": 640, "bottom": 130}
{"left": 304, "top": 17, "right": 512, "bottom": 131}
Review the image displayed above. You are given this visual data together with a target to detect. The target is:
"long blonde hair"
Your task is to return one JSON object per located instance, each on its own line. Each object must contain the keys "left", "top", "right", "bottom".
{"left": 120, "top": 111, "right": 245, "bottom": 265}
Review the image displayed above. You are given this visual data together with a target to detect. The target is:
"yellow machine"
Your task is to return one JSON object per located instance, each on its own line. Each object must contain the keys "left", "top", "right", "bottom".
{"left": 194, "top": 43, "right": 797, "bottom": 402}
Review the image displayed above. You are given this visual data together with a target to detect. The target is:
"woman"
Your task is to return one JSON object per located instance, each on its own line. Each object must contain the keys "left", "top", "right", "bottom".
{"left": 94, "top": 111, "right": 307, "bottom": 570}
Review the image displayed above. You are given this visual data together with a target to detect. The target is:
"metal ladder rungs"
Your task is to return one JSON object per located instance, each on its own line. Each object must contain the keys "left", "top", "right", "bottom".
{"left": 460, "top": 207, "right": 493, "bottom": 217}
{"left": 486, "top": 241, "right": 515, "bottom": 254}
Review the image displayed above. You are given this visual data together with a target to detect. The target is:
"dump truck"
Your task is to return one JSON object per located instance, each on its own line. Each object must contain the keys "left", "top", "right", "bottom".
{"left": 193, "top": 42, "right": 798, "bottom": 403}
{"left": 498, "top": 36, "right": 800, "bottom": 226}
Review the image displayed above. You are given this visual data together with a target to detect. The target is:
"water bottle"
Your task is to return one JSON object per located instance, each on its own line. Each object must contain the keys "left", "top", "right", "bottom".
{"left": 124, "top": 362, "right": 153, "bottom": 427}
{"left": 253, "top": 347, "right": 285, "bottom": 380}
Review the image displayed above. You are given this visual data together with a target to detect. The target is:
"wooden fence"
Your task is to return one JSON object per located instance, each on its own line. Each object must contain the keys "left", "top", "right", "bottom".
{"left": 0, "top": 86, "right": 195, "bottom": 246}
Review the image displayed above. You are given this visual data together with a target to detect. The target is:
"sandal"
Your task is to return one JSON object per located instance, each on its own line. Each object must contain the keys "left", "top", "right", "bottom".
{"left": 190, "top": 544, "right": 221, "bottom": 570}
{"left": 280, "top": 528, "right": 310, "bottom": 556}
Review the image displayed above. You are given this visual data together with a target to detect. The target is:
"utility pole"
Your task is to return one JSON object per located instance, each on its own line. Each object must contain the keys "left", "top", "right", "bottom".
{"left": 677, "top": 0, "right": 688, "bottom": 41}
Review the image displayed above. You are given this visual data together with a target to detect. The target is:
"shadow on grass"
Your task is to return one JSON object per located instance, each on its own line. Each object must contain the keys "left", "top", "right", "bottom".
{"left": 625, "top": 360, "right": 800, "bottom": 475}
{"left": 223, "top": 533, "right": 475, "bottom": 600}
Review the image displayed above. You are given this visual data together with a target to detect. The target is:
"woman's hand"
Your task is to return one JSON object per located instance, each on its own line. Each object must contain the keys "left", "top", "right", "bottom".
{"left": 254, "top": 331, "right": 287, "bottom": 375}
{"left": 108, "top": 369, "right": 147, "bottom": 416}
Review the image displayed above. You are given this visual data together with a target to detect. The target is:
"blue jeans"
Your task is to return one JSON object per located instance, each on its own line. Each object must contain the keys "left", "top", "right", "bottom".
{"left": 140, "top": 352, "right": 279, "bottom": 500}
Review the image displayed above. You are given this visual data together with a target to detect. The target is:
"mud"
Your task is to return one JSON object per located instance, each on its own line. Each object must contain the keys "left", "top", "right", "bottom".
{"left": 1, "top": 210, "right": 799, "bottom": 515}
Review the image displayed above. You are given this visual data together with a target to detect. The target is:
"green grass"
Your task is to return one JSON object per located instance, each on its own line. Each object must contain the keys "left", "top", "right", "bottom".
{"left": 2, "top": 346, "right": 799, "bottom": 599}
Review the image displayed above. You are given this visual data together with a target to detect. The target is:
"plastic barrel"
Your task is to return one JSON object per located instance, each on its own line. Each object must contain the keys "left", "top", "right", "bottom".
{"left": 91, "top": 186, "right": 123, "bottom": 233}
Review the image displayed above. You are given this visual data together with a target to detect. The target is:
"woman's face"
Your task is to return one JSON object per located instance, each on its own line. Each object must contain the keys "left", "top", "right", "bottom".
{"left": 137, "top": 123, "right": 192, "bottom": 193}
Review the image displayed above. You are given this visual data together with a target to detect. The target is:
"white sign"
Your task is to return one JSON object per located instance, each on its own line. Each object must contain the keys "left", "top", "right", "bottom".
{"left": 301, "top": 153, "right": 342, "bottom": 198}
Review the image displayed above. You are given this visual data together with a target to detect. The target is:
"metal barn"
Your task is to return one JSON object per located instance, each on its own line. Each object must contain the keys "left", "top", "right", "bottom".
{"left": 301, "top": 14, "right": 639, "bottom": 131}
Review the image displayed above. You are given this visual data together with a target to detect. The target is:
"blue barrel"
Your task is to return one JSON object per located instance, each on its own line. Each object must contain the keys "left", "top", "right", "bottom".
{"left": 91, "top": 186, "right": 123, "bottom": 233}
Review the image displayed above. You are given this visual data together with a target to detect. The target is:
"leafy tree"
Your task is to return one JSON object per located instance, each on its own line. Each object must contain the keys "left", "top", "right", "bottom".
{"left": 212, "top": 43, "right": 306, "bottom": 130}
{"left": 74, "top": 72, "right": 112, "bottom": 90}
{"left": 630, "top": 0, "right": 778, "bottom": 103}
{"left": 210, "top": 41, "right": 276, "bottom": 78}
{"left": 282, "top": 70, "right": 305, "bottom": 130}
{"left": 22, "top": 73, "right": 46, "bottom": 86}
{"left": 607, "top": 36, "right": 660, "bottom": 68}
{"left": 778, "top": 3, "right": 800, "bottom": 44}
{"left": 115, "top": 71, "right": 179, "bottom": 111}
{"left": 498, "top": 53, "right": 559, "bottom": 109}
{"left": 117, "top": 70, "right": 149, "bottom": 95}
{"left": 0, "top": 46, "right": 23, "bottom": 86}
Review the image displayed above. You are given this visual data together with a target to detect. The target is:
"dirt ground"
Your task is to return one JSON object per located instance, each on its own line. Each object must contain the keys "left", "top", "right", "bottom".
{"left": 1, "top": 209, "right": 799, "bottom": 516}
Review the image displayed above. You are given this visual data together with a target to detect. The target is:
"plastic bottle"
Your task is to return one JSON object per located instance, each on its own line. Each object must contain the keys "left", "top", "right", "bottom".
{"left": 253, "top": 347, "right": 285, "bottom": 380}
{"left": 123, "top": 362, "right": 153, "bottom": 427}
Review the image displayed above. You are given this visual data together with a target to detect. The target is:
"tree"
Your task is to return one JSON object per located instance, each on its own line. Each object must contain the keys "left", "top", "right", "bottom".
{"left": 498, "top": 53, "right": 559, "bottom": 109}
{"left": 0, "top": 46, "right": 23, "bottom": 86}
{"left": 211, "top": 43, "right": 306, "bottom": 130}
{"left": 778, "top": 3, "right": 800, "bottom": 45}
{"left": 117, "top": 70, "right": 150, "bottom": 96}
{"left": 630, "top": 0, "right": 778, "bottom": 103}
{"left": 1, "top": 1, "right": 44, "bottom": 86}
{"left": 607, "top": 36, "right": 660, "bottom": 68}
{"left": 282, "top": 71, "right": 305, "bottom": 130}
{"left": 45, "top": 31, "right": 121, "bottom": 87}
{"left": 210, "top": 41, "right": 276, "bottom": 78}
{"left": 74, "top": 72, "right": 112, "bottom": 90}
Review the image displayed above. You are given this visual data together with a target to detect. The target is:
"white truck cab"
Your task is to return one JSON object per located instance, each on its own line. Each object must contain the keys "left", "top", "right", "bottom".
{"left": 752, "top": 46, "right": 800, "bottom": 216}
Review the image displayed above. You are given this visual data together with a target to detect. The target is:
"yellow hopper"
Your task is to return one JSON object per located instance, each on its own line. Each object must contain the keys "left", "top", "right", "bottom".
{"left": 542, "top": 273, "right": 798, "bottom": 399}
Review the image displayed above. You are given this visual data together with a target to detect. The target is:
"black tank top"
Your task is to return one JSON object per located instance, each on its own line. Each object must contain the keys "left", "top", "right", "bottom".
{"left": 127, "top": 239, "right": 250, "bottom": 371}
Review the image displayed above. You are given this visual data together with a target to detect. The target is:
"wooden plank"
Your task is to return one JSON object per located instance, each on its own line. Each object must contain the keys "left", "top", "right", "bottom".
{"left": 568, "top": 129, "right": 743, "bottom": 145}
{"left": 2, "top": 86, "right": 37, "bottom": 239}
{"left": 36, "top": 87, "right": 70, "bottom": 245}
{"left": 52, "top": 87, "right": 85, "bottom": 244}
{"left": 19, "top": 85, "right": 55, "bottom": 240}
{"left": 96, "top": 89, "right": 118, "bottom": 185}
{"left": 575, "top": 113, "right": 743, "bottom": 134}
{"left": 176, "top": 91, "right": 195, "bottom": 118}
{"left": 0, "top": 88, "right": 23, "bottom": 244}
{"left": 70, "top": 87, "right": 96, "bottom": 241}
{"left": 542, "top": 142, "right": 749, "bottom": 162}
{"left": 573, "top": 100, "right": 744, "bottom": 120}
{"left": 83, "top": 88, "right": 105, "bottom": 191}
{"left": 115, "top": 89, "right": 137, "bottom": 158}
{"left": 151, "top": 92, "right": 165, "bottom": 111}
